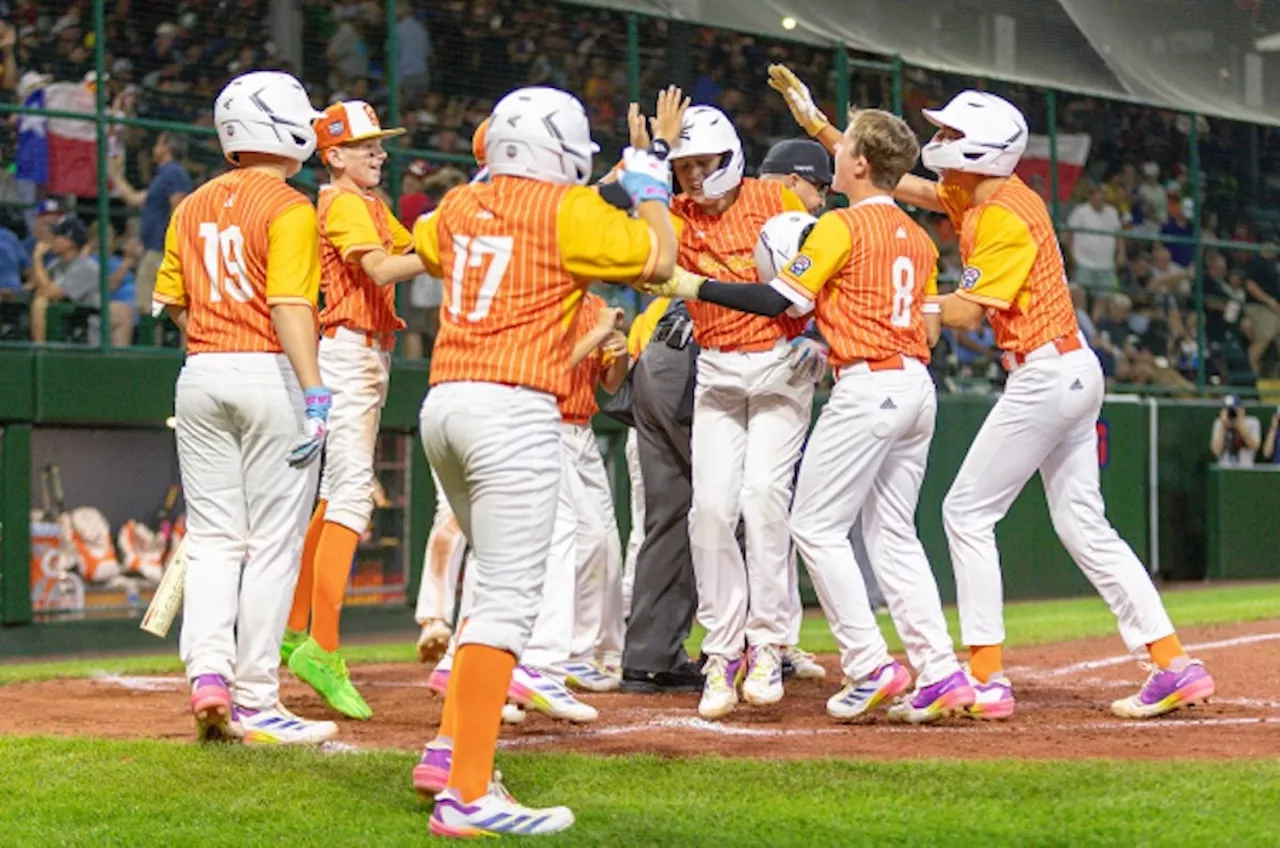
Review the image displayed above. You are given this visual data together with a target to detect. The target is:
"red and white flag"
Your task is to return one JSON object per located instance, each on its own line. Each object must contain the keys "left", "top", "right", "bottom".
{"left": 44, "top": 81, "right": 99, "bottom": 198}
{"left": 1014, "top": 133, "right": 1091, "bottom": 203}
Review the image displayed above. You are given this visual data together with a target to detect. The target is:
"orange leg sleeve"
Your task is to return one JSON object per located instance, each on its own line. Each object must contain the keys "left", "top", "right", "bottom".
{"left": 287, "top": 500, "right": 327, "bottom": 633}
{"left": 968, "top": 644, "right": 1003, "bottom": 684}
{"left": 1147, "top": 634, "right": 1185, "bottom": 670}
{"left": 309, "top": 522, "right": 361, "bottom": 653}
{"left": 446, "top": 643, "right": 516, "bottom": 803}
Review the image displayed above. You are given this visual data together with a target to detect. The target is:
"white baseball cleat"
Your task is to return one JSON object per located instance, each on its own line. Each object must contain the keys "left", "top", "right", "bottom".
{"left": 698, "top": 655, "right": 745, "bottom": 720}
{"left": 234, "top": 704, "right": 338, "bottom": 745}
{"left": 501, "top": 702, "right": 526, "bottom": 725}
{"left": 563, "top": 660, "right": 621, "bottom": 693}
{"left": 782, "top": 645, "right": 827, "bottom": 680}
{"left": 416, "top": 619, "right": 452, "bottom": 664}
{"left": 430, "top": 773, "right": 574, "bottom": 838}
{"left": 508, "top": 665, "right": 598, "bottom": 724}
{"left": 827, "top": 660, "right": 912, "bottom": 722}
{"left": 742, "top": 645, "right": 784, "bottom": 706}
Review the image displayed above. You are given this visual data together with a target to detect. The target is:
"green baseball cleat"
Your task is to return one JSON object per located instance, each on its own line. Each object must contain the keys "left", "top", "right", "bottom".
{"left": 287, "top": 638, "right": 373, "bottom": 721}
{"left": 280, "top": 628, "right": 308, "bottom": 666}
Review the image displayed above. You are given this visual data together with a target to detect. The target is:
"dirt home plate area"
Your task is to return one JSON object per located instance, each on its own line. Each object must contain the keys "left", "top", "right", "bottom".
{"left": 4, "top": 619, "right": 1280, "bottom": 760}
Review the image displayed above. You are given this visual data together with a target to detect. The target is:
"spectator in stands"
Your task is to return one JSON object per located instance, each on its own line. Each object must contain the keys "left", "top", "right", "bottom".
{"left": 0, "top": 22, "right": 15, "bottom": 91}
{"left": 107, "top": 132, "right": 190, "bottom": 334}
{"left": 1135, "top": 162, "right": 1168, "bottom": 228}
{"left": 29, "top": 216, "right": 99, "bottom": 345}
{"left": 0, "top": 208, "right": 29, "bottom": 302}
{"left": 86, "top": 226, "right": 139, "bottom": 347}
{"left": 327, "top": 7, "right": 368, "bottom": 93}
{"left": 402, "top": 166, "right": 466, "bottom": 360}
{"left": 137, "top": 23, "right": 181, "bottom": 82}
{"left": 398, "top": 159, "right": 431, "bottom": 225}
{"left": 22, "top": 198, "right": 62, "bottom": 270}
{"left": 1243, "top": 242, "right": 1280, "bottom": 376}
{"left": 1211, "top": 395, "right": 1261, "bottom": 468}
{"left": 397, "top": 6, "right": 431, "bottom": 108}
{"left": 1261, "top": 408, "right": 1280, "bottom": 463}
{"left": 1066, "top": 185, "right": 1125, "bottom": 295}
{"left": 1204, "top": 255, "right": 1249, "bottom": 345}
{"left": 1162, "top": 198, "right": 1195, "bottom": 267}
{"left": 1149, "top": 243, "right": 1191, "bottom": 300}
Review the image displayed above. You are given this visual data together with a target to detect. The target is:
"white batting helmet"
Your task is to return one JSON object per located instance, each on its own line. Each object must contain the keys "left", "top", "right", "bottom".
{"left": 214, "top": 71, "right": 325, "bottom": 164}
{"left": 755, "top": 211, "right": 818, "bottom": 282}
{"left": 485, "top": 87, "right": 598, "bottom": 186}
{"left": 671, "top": 105, "right": 745, "bottom": 199}
{"left": 920, "top": 90, "right": 1028, "bottom": 178}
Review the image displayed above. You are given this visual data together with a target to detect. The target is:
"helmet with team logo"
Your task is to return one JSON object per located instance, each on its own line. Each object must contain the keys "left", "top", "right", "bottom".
{"left": 754, "top": 211, "right": 818, "bottom": 282}
{"left": 671, "top": 105, "right": 745, "bottom": 199}
{"left": 215, "top": 71, "right": 326, "bottom": 164}
{"left": 485, "top": 87, "right": 598, "bottom": 185}
{"left": 920, "top": 90, "right": 1028, "bottom": 177}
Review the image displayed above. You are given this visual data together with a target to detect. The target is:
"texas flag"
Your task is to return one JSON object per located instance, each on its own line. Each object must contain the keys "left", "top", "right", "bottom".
{"left": 43, "top": 81, "right": 100, "bottom": 198}
{"left": 1014, "top": 133, "right": 1091, "bottom": 204}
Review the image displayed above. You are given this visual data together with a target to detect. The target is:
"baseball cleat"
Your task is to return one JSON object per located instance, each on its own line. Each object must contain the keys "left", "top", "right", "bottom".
{"left": 234, "top": 703, "right": 338, "bottom": 745}
{"left": 781, "top": 645, "right": 827, "bottom": 680}
{"left": 502, "top": 702, "right": 527, "bottom": 725}
{"left": 427, "top": 665, "right": 450, "bottom": 696}
{"left": 563, "top": 660, "right": 621, "bottom": 693}
{"left": 279, "top": 628, "right": 307, "bottom": 666}
{"left": 962, "top": 664, "right": 1016, "bottom": 720}
{"left": 1111, "top": 659, "right": 1215, "bottom": 719}
{"left": 287, "top": 638, "right": 373, "bottom": 721}
{"left": 508, "top": 665, "right": 598, "bottom": 723}
{"left": 430, "top": 775, "right": 574, "bottom": 838}
{"left": 190, "top": 673, "right": 240, "bottom": 742}
{"left": 698, "top": 655, "right": 745, "bottom": 720}
{"left": 742, "top": 645, "right": 784, "bottom": 706}
{"left": 886, "top": 669, "right": 977, "bottom": 724}
{"left": 413, "top": 742, "right": 452, "bottom": 797}
{"left": 826, "top": 660, "right": 911, "bottom": 722}
{"left": 416, "top": 619, "right": 452, "bottom": 664}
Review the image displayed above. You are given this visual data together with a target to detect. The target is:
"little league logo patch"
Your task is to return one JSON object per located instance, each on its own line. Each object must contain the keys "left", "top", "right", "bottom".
{"left": 328, "top": 120, "right": 345, "bottom": 137}
{"left": 787, "top": 255, "right": 812, "bottom": 276}
{"left": 960, "top": 266, "right": 982, "bottom": 289}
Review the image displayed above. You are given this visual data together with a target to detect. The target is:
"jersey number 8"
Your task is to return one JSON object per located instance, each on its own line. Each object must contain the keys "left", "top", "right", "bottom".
{"left": 448, "top": 235, "right": 513, "bottom": 322}
{"left": 198, "top": 223, "right": 254, "bottom": 303}
{"left": 890, "top": 255, "right": 914, "bottom": 328}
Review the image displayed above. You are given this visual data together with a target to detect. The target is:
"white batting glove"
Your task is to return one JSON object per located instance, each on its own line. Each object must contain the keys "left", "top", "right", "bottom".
{"left": 787, "top": 335, "right": 830, "bottom": 383}
{"left": 619, "top": 146, "right": 673, "bottom": 207}
{"left": 767, "top": 64, "right": 831, "bottom": 137}
{"left": 286, "top": 386, "right": 332, "bottom": 468}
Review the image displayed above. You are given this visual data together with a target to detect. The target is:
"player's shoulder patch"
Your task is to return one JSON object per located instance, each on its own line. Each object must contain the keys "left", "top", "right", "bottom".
{"left": 960, "top": 266, "right": 981, "bottom": 289}
{"left": 786, "top": 255, "right": 812, "bottom": 277}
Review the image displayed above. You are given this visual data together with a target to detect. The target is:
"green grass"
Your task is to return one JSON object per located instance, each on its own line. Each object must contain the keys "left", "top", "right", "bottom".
{"left": 1, "top": 736, "right": 1276, "bottom": 846}
{"left": 5, "top": 582, "right": 1278, "bottom": 686}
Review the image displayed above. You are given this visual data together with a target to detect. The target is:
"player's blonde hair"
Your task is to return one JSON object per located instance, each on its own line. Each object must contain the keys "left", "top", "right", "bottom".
{"left": 843, "top": 109, "right": 920, "bottom": 191}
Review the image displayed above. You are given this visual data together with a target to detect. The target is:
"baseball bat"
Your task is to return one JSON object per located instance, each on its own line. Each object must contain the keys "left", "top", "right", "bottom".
{"left": 140, "top": 536, "right": 187, "bottom": 638}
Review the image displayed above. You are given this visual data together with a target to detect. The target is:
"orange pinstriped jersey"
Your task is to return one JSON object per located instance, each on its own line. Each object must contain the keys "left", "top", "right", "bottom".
{"left": 413, "top": 176, "right": 655, "bottom": 400}
{"left": 317, "top": 185, "right": 411, "bottom": 334}
{"left": 940, "top": 175, "right": 1078, "bottom": 354}
{"left": 560, "top": 291, "right": 608, "bottom": 425}
{"left": 672, "top": 179, "right": 808, "bottom": 350}
{"left": 772, "top": 197, "right": 938, "bottom": 366}
{"left": 153, "top": 169, "right": 320, "bottom": 354}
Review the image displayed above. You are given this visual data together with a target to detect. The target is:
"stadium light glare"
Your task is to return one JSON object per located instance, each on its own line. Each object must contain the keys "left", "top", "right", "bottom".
{"left": 781, "top": 16, "right": 797, "bottom": 30}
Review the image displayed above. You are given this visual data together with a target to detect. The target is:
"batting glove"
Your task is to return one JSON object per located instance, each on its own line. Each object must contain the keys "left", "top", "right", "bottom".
{"left": 619, "top": 146, "right": 673, "bottom": 207}
{"left": 287, "top": 386, "right": 333, "bottom": 468}
{"left": 787, "top": 334, "right": 830, "bottom": 384}
{"left": 767, "top": 64, "right": 831, "bottom": 137}
{"left": 643, "top": 266, "right": 706, "bottom": 300}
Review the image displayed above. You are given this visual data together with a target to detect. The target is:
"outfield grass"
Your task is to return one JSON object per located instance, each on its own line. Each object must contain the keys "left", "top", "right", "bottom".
{"left": 4, "top": 582, "right": 1278, "bottom": 686}
{"left": 1, "top": 736, "right": 1276, "bottom": 846}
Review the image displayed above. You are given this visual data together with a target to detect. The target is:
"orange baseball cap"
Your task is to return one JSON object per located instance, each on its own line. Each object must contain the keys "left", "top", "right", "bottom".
{"left": 314, "top": 101, "right": 406, "bottom": 150}
{"left": 472, "top": 117, "right": 490, "bottom": 166}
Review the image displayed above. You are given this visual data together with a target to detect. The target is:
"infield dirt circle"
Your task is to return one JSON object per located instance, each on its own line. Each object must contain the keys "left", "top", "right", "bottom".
{"left": 3, "top": 619, "right": 1279, "bottom": 760}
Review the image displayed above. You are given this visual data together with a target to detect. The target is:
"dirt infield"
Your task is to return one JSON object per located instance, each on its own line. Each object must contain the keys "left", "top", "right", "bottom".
{"left": 3, "top": 619, "right": 1279, "bottom": 760}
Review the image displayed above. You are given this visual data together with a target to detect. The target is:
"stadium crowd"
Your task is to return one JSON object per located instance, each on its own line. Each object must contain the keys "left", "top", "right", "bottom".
{"left": 2, "top": 0, "right": 1280, "bottom": 387}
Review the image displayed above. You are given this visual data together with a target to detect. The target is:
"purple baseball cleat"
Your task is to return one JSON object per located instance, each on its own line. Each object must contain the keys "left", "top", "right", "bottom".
{"left": 886, "top": 669, "right": 977, "bottom": 724}
{"left": 1111, "top": 659, "right": 1215, "bottom": 719}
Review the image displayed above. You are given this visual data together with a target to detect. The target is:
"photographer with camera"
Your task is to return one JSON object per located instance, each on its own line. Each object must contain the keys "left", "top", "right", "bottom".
{"left": 1210, "top": 395, "right": 1262, "bottom": 468}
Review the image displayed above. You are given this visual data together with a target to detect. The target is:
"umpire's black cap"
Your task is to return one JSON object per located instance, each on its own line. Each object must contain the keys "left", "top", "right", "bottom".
{"left": 759, "top": 139, "right": 833, "bottom": 185}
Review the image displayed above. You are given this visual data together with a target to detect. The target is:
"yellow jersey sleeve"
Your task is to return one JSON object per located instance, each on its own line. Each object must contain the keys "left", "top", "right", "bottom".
{"left": 152, "top": 219, "right": 187, "bottom": 307}
{"left": 954, "top": 205, "right": 1036, "bottom": 310}
{"left": 769, "top": 212, "right": 852, "bottom": 314}
{"left": 386, "top": 200, "right": 414, "bottom": 255}
{"left": 781, "top": 186, "right": 808, "bottom": 213}
{"left": 412, "top": 209, "right": 444, "bottom": 278}
{"left": 325, "top": 192, "right": 384, "bottom": 261}
{"left": 627, "top": 296, "right": 670, "bottom": 357}
{"left": 937, "top": 182, "right": 969, "bottom": 227}
{"left": 558, "top": 186, "right": 655, "bottom": 282}
{"left": 265, "top": 203, "right": 321, "bottom": 306}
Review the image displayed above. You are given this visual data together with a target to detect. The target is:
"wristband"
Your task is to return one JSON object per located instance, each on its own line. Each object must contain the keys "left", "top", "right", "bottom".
{"left": 649, "top": 139, "right": 671, "bottom": 160}
{"left": 923, "top": 302, "right": 941, "bottom": 315}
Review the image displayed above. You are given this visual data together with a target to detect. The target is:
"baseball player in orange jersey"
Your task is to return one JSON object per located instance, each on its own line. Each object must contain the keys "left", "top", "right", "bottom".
{"left": 153, "top": 71, "right": 338, "bottom": 745}
{"left": 407, "top": 86, "right": 677, "bottom": 837}
{"left": 279, "top": 100, "right": 427, "bottom": 721}
{"left": 664, "top": 105, "right": 811, "bottom": 720}
{"left": 653, "top": 109, "right": 975, "bottom": 724}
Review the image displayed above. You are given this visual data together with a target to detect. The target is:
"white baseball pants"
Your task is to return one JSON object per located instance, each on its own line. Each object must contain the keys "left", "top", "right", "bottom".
{"left": 317, "top": 328, "right": 391, "bottom": 532}
{"left": 621, "top": 428, "right": 643, "bottom": 621}
{"left": 419, "top": 382, "right": 560, "bottom": 657}
{"left": 563, "top": 423, "right": 625, "bottom": 666}
{"left": 413, "top": 467, "right": 468, "bottom": 626}
{"left": 791, "top": 358, "right": 960, "bottom": 686}
{"left": 944, "top": 342, "right": 1175, "bottom": 653}
{"left": 176, "top": 352, "right": 318, "bottom": 709}
{"left": 690, "top": 341, "right": 813, "bottom": 659}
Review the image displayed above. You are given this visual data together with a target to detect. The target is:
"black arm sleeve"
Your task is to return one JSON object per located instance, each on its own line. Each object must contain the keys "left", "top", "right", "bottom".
{"left": 698, "top": 279, "right": 793, "bottom": 318}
